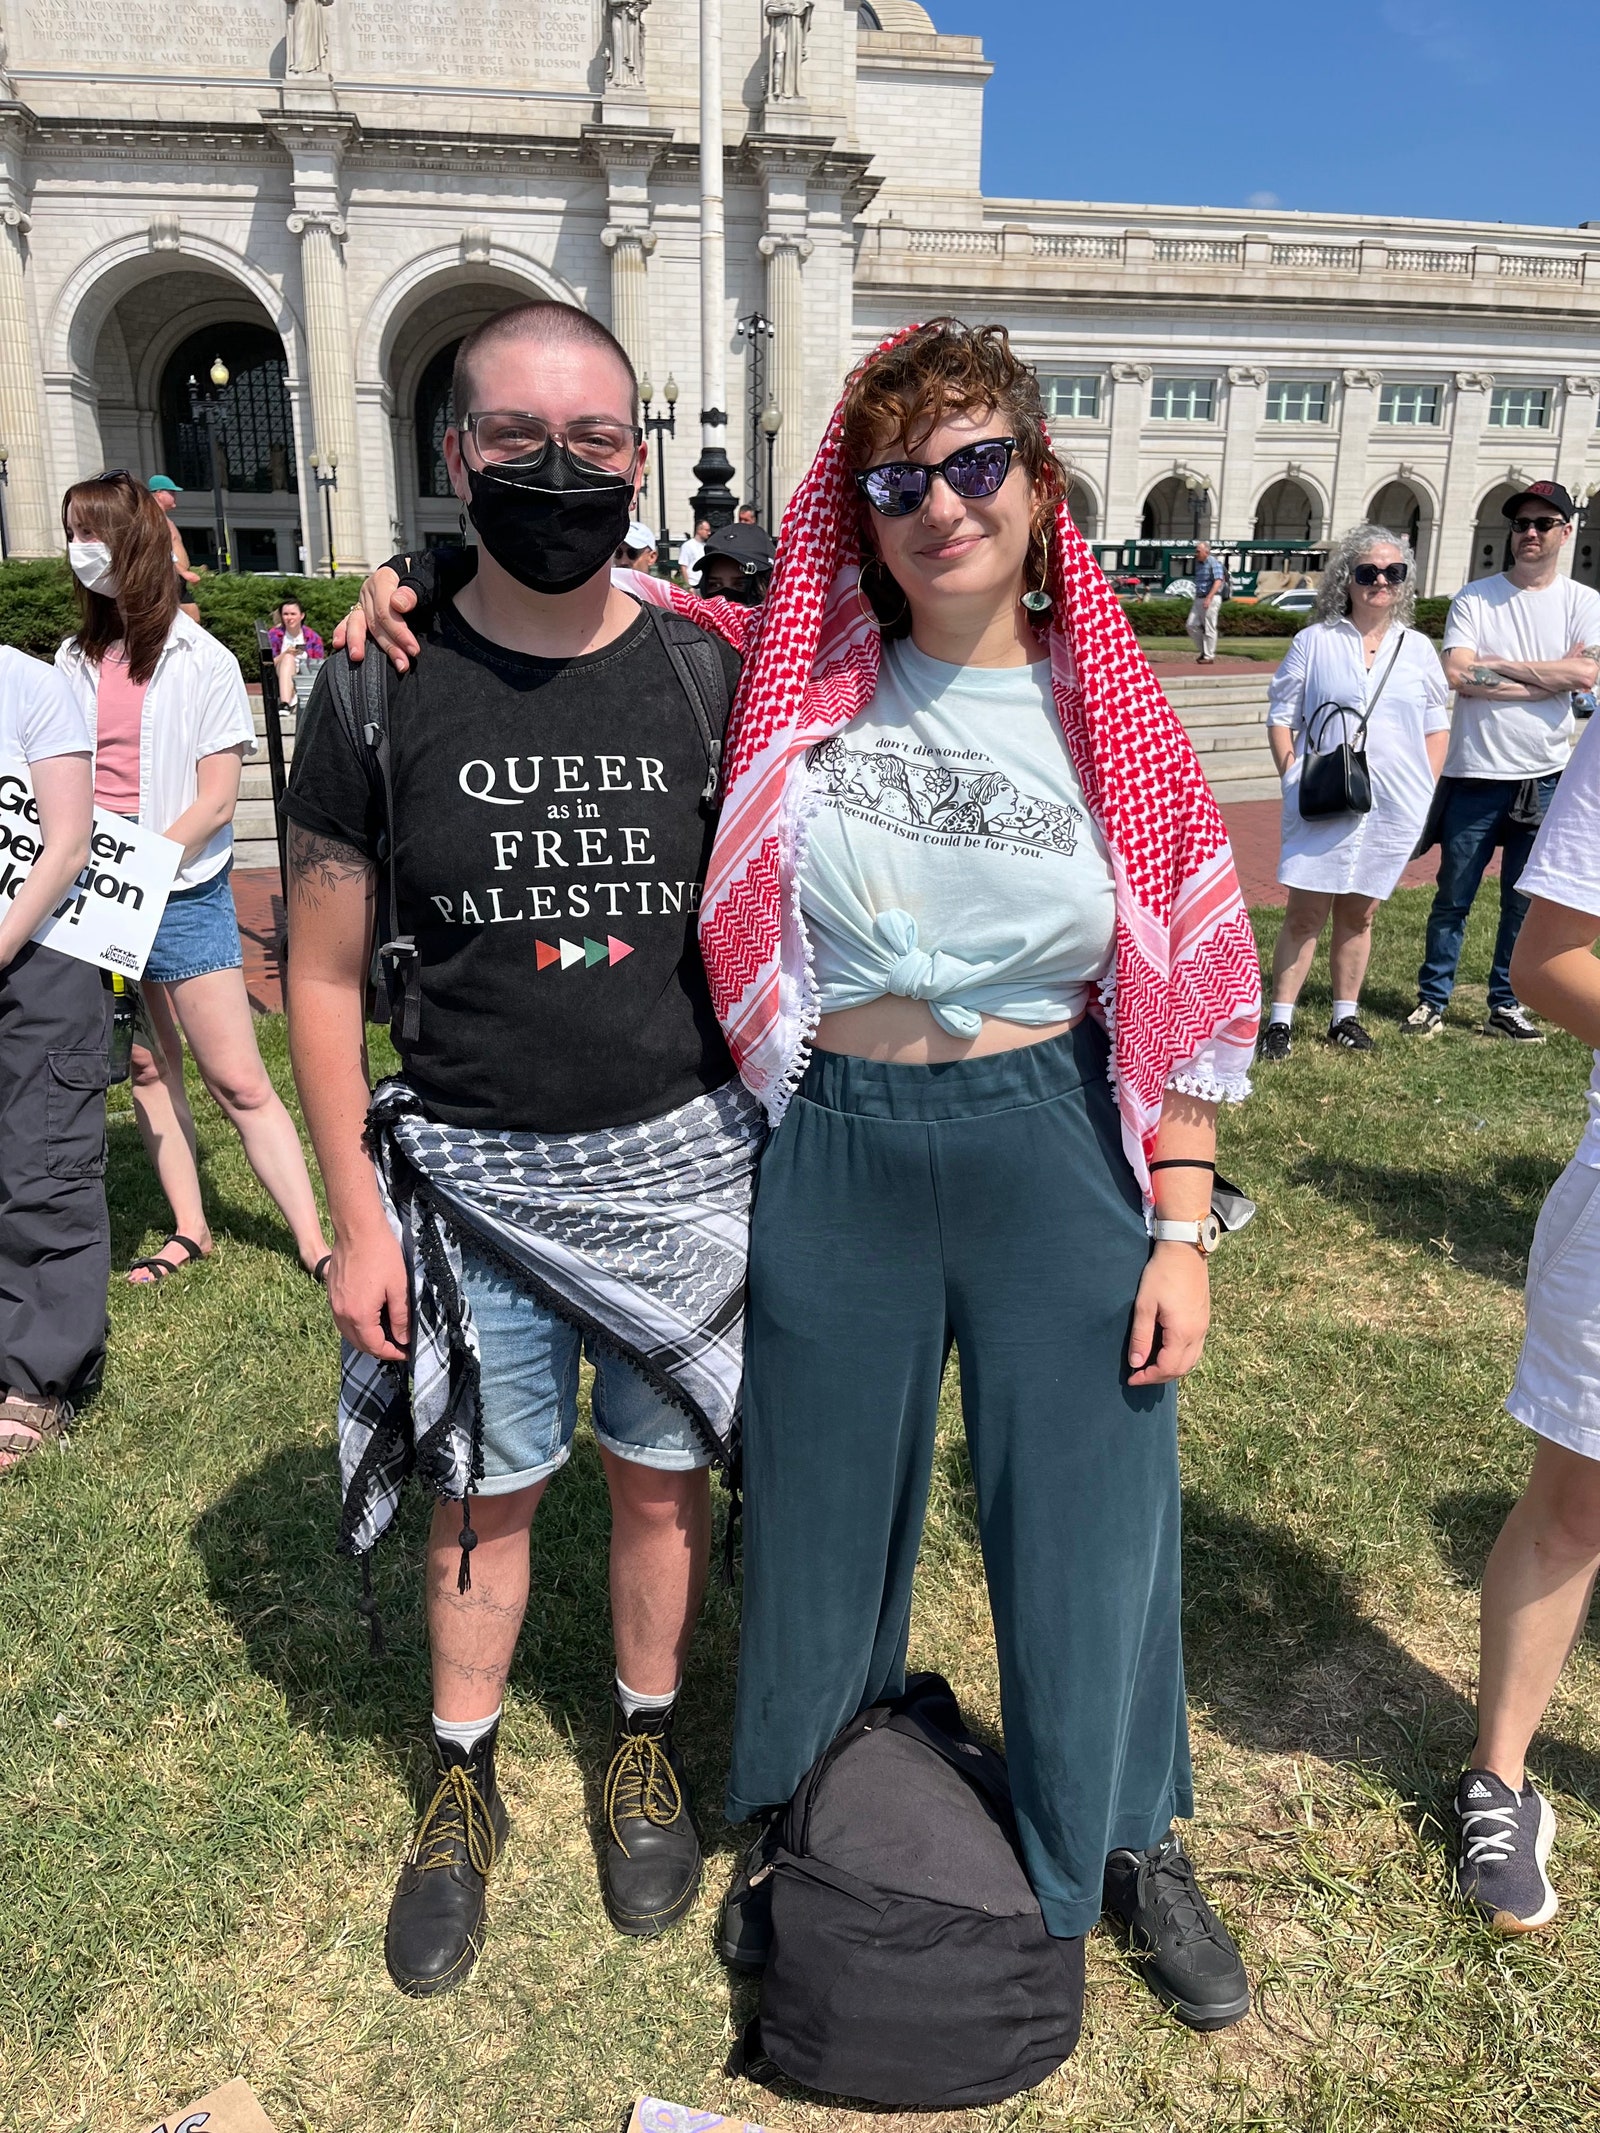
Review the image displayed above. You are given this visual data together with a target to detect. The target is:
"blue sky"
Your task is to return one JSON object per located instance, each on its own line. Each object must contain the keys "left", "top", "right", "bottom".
{"left": 929, "top": 1, "right": 1599, "bottom": 230}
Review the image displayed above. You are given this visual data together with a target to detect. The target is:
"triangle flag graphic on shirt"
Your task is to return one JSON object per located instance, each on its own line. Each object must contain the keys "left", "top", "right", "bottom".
{"left": 534, "top": 939, "right": 562, "bottom": 971}
{"left": 583, "top": 937, "right": 609, "bottom": 967}
{"left": 607, "top": 935, "right": 633, "bottom": 965}
{"left": 558, "top": 937, "right": 586, "bottom": 970}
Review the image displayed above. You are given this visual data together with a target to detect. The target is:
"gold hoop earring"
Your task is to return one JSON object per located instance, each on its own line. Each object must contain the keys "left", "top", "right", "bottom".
{"left": 1021, "top": 524, "right": 1054, "bottom": 617}
{"left": 856, "top": 557, "right": 909, "bottom": 629}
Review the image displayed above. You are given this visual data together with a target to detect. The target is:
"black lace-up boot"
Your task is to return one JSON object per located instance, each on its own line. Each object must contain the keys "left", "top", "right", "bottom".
{"left": 384, "top": 1721, "right": 510, "bottom": 1997}
{"left": 1103, "top": 1829, "right": 1251, "bottom": 2030}
{"left": 600, "top": 1692, "right": 702, "bottom": 1938}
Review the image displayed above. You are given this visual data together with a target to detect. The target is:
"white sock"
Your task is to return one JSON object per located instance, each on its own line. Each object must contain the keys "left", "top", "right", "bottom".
{"left": 616, "top": 1674, "right": 678, "bottom": 1721}
{"left": 1331, "top": 1000, "right": 1359, "bottom": 1026}
{"left": 1269, "top": 1002, "right": 1295, "bottom": 1028}
{"left": 433, "top": 1704, "right": 501, "bottom": 1756}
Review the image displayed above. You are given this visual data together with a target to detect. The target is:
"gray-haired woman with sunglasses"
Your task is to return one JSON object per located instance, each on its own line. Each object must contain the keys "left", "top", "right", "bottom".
{"left": 1259, "top": 523, "right": 1450, "bottom": 1060}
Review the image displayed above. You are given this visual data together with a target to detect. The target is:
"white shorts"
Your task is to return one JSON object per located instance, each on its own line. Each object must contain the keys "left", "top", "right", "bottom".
{"left": 1506, "top": 1156, "right": 1600, "bottom": 1461}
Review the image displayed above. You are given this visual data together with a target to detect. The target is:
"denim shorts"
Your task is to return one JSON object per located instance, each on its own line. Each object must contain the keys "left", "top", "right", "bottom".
{"left": 459, "top": 1236, "right": 712, "bottom": 1495}
{"left": 144, "top": 859, "right": 243, "bottom": 985}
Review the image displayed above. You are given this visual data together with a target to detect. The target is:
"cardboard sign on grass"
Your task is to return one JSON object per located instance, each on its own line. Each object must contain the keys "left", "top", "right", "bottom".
{"left": 0, "top": 759, "right": 180, "bottom": 977}
{"left": 142, "top": 2076, "right": 281, "bottom": 2133}
{"left": 628, "top": 2099, "right": 782, "bottom": 2133}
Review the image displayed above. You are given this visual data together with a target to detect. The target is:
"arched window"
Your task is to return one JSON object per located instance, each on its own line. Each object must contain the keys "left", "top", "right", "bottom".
{"left": 160, "top": 325, "right": 295, "bottom": 494}
{"left": 416, "top": 340, "right": 460, "bottom": 498}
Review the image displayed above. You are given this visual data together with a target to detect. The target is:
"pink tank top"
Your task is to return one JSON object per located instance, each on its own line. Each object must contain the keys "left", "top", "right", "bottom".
{"left": 95, "top": 647, "right": 147, "bottom": 814}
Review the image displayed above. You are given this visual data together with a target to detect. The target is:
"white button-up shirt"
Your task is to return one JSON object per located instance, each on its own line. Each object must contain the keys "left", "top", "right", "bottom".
{"left": 55, "top": 611, "right": 257, "bottom": 890}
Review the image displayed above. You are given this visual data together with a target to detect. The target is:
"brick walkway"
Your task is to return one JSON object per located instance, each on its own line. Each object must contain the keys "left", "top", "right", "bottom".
{"left": 231, "top": 802, "right": 1474, "bottom": 1018}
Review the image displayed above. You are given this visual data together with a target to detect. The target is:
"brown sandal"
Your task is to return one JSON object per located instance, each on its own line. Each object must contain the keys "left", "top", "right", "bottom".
{"left": 127, "top": 1233, "right": 206, "bottom": 1285}
{"left": 0, "top": 1391, "right": 72, "bottom": 1467}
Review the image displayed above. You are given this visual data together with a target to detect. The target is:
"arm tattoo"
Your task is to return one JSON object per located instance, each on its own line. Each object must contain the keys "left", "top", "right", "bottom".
{"left": 288, "top": 821, "right": 374, "bottom": 908}
{"left": 1468, "top": 665, "right": 1504, "bottom": 687}
{"left": 1581, "top": 645, "right": 1600, "bottom": 663}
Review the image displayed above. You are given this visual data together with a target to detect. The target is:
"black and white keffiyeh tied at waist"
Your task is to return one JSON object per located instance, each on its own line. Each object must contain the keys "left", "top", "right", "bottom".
{"left": 337, "top": 1076, "right": 767, "bottom": 1580}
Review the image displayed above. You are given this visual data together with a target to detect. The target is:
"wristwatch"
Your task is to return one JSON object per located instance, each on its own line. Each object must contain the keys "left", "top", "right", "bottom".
{"left": 1152, "top": 1213, "right": 1222, "bottom": 1257}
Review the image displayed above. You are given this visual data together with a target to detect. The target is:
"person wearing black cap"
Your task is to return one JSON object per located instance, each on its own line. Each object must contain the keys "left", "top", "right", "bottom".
{"left": 695, "top": 522, "right": 776, "bottom": 606}
{"left": 1402, "top": 481, "right": 1600, "bottom": 1042}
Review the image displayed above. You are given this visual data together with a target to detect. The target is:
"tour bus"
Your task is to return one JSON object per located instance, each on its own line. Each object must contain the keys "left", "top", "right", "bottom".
{"left": 1092, "top": 538, "right": 1330, "bottom": 601}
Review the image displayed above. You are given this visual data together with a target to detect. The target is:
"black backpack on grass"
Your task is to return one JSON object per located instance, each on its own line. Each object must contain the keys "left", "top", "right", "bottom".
{"left": 751, "top": 1673, "right": 1083, "bottom": 2110}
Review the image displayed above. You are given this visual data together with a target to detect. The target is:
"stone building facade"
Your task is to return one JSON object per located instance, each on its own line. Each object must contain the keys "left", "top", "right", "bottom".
{"left": 2, "top": 0, "right": 1598, "bottom": 594}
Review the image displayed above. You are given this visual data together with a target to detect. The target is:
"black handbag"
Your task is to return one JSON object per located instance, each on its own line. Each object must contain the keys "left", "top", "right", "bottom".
{"left": 1298, "top": 629, "right": 1406, "bottom": 821}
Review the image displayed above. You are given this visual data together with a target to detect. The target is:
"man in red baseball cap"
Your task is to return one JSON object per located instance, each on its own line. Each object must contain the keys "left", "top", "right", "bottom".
{"left": 1401, "top": 478, "right": 1600, "bottom": 1042}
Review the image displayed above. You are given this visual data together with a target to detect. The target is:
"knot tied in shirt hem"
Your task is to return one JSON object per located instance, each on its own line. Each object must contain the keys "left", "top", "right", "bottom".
{"left": 873, "top": 909, "right": 985, "bottom": 1037}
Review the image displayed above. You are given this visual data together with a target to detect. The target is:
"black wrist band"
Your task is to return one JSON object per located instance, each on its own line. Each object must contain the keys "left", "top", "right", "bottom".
{"left": 1149, "top": 1158, "right": 1215, "bottom": 1173}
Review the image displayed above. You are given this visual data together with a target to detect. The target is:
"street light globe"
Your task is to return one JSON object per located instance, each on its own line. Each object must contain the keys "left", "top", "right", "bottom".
{"left": 209, "top": 356, "right": 230, "bottom": 389}
{"left": 760, "top": 401, "right": 784, "bottom": 436}
{"left": 664, "top": 374, "right": 679, "bottom": 406}
{"left": 640, "top": 375, "right": 654, "bottom": 405}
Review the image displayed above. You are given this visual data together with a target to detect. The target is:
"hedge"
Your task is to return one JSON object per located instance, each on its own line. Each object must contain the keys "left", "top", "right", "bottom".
{"left": 0, "top": 558, "right": 367, "bottom": 665}
{"left": 1122, "top": 593, "right": 1452, "bottom": 641}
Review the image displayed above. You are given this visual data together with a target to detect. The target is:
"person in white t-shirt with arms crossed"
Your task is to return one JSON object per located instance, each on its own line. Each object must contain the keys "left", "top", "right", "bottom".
{"left": 1403, "top": 481, "right": 1600, "bottom": 1043}
{"left": 1452, "top": 708, "right": 1600, "bottom": 1929}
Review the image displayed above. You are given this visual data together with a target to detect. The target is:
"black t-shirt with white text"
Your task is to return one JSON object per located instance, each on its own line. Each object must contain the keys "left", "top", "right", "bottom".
{"left": 284, "top": 598, "right": 740, "bottom": 1132}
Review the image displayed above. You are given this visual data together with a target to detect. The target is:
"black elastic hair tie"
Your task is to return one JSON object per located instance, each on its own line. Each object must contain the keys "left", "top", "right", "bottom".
{"left": 1149, "top": 1158, "right": 1216, "bottom": 1173}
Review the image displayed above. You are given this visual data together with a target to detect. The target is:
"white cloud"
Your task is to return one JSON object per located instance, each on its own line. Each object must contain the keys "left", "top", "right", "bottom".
{"left": 1245, "top": 190, "right": 1281, "bottom": 209}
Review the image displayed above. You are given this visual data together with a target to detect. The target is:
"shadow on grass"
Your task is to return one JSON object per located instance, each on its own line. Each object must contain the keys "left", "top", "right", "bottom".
{"left": 1184, "top": 1495, "right": 1600, "bottom": 1812}
{"left": 1286, "top": 1148, "right": 1556, "bottom": 1283}
{"left": 192, "top": 1431, "right": 745, "bottom": 1847}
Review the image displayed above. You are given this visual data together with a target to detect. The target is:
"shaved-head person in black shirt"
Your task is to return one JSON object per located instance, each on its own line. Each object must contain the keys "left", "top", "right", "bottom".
{"left": 285, "top": 302, "right": 760, "bottom": 1995}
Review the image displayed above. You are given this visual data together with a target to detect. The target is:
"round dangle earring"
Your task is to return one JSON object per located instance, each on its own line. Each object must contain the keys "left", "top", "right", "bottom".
{"left": 1020, "top": 525, "right": 1054, "bottom": 617}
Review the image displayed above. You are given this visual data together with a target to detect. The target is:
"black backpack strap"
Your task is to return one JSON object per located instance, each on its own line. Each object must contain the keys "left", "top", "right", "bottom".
{"left": 643, "top": 601, "right": 730, "bottom": 807}
{"left": 323, "top": 649, "right": 420, "bottom": 1045}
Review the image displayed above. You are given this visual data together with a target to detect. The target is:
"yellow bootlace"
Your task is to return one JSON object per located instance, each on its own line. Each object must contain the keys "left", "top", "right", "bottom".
{"left": 407, "top": 1764, "right": 500, "bottom": 1877}
{"left": 604, "top": 1731, "right": 684, "bottom": 1859}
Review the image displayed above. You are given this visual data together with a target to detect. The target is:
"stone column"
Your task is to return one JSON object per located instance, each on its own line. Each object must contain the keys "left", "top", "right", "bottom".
{"left": 1329, "top": 368, "right": 1382, "bottom": 536}
{"left": 268, "top": 113, "right": 365, "bottom": 572}
{"left": 601, "top": 224, "right": 658, "bottom": 380}
{"left": 0, "top": 108, "right": 50, "bottom": 556}
{"left": 759, "top": 230, "right": 812, "bottom": 510}
{"left": 1105, "top": 362, "right": 1151, "bottom": 541}
{"left": 287, "top": 206, "right": 365, "bottom": 570}
{"left": 1433, "top": 371, "right": 1494, "bottom": 595}
{"left": 1218, "top": 366, "right": 1266, "bottom": 542}
{"left": 1556, "top": 374, "right": 1598, "bottom": 499}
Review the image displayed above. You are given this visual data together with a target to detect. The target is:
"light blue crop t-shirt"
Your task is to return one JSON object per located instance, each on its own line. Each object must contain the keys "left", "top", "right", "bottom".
{"left": 798, "top": 636, "right": 1118, "bottom": 1036}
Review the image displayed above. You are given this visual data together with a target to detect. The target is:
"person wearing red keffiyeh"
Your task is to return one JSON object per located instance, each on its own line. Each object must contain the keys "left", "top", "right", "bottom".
{"left": 700, "top": 320, "right": 1258, "bottom": 2034}
{"left": 340, "top": 320, "right": 1260, "bottom": 2033}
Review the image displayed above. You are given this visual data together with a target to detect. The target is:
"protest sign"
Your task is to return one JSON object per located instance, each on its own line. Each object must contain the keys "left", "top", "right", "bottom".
{"left": 628, "top": 2100, "right": 782, "bottom": 2133}
{"left": 142, "top": 2077, "right": 281, "bottom": 2133}
{"left": 0, "top": 759, "right": 180, "bottom": 977}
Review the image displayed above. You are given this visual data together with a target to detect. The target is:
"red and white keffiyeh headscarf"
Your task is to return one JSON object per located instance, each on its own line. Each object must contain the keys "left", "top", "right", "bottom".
{"left": 627, "top": 330, "right": 1260, "bottom": 1195}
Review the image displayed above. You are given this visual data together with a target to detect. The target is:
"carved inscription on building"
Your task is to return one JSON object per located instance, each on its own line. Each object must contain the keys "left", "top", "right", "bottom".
{"left": 346, "top": 0, "right": 596, "bottom": 86}
{"left": 20, "top": 0, "right": 280, "bottom": 70}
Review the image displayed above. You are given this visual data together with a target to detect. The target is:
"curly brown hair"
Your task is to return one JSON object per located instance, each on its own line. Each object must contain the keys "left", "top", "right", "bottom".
{"left": 62, "top": 472, "right": 180, "bottom": 684}
{"left": 838, "top": 318, "right": 1066, "bottom": 633}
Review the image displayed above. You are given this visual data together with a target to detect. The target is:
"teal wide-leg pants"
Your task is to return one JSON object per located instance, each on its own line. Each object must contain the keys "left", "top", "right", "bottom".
{"left": 727, "top": 1021, "right": 1193, "bottom": 1939}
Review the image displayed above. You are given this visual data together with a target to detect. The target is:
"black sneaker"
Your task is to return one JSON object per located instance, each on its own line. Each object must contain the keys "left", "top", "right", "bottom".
{"left": 1483, "top": 1006, "right": 1546, "bottom": 1044}
{"left": 719, "top": 1810, "right": 783, "bottom": 1971}
{"left": 1401, "top": 1002, "right": 1443, "bottom": 1037}
{"left": 1455, "top": 1769, "right": 1558, "bottom": 1931}
{"left": 1326, "top": 1015, "right": 1374, "bottom": 1051}
{"left": 1103, "top": 1830, "right": 1250, "bottom": 2031}
{"left": 600, "top": 1693, "right": 702, "bottom": 1938}
{"left": 1257, "top": 1022, "right": 1293, "bottom": 1063}
{"left": 385, "top": 1722, "right": 510, "bottom": 1998}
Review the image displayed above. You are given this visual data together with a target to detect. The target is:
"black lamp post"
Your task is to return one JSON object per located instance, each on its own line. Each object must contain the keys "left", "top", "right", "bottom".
{"left": 0, "top": 447, "right": 10, "bottom": 563}
{"left": 640, "top": 373, "right": 678, "bottom": 569}
{"left": 735, "top": 310, "right": 773, "bottom": 525}
{"left": 187, "top": 356, "right": 233, "bottom": 572}
{"left": 310, "top": 453, "right": 338, "bottom": 576}
{"left": 760, "top": 400, "right": 783, "bottom": 535}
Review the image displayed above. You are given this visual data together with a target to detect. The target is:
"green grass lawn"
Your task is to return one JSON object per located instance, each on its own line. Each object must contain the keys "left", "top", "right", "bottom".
{"left": 7, "top": 888, "right": 1600, "bottom": 2132}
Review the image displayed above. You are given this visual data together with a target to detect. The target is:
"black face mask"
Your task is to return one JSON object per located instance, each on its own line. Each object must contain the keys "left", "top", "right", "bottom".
{"left": 463, "top": 442, "right": 635, "bottom": 595}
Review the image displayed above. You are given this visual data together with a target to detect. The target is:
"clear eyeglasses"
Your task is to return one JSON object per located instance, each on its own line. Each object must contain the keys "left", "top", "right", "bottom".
{"left": 459, "top": 411, "right": 642, "bottom": 474}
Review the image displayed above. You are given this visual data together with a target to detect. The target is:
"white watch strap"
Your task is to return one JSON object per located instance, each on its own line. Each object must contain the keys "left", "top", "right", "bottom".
{"left": 1153, "top": 1218, "right": 1202, "bottom": 1244}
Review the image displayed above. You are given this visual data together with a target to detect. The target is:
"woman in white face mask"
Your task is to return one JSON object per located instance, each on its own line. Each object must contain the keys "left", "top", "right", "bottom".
{"left": 55, "top": 473, "right": 329, "bottom": 1286}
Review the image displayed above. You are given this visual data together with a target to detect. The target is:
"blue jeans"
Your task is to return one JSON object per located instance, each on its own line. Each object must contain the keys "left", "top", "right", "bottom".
{"left": 1417, "top": 775, "right": 1558, "bottom": 1013}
